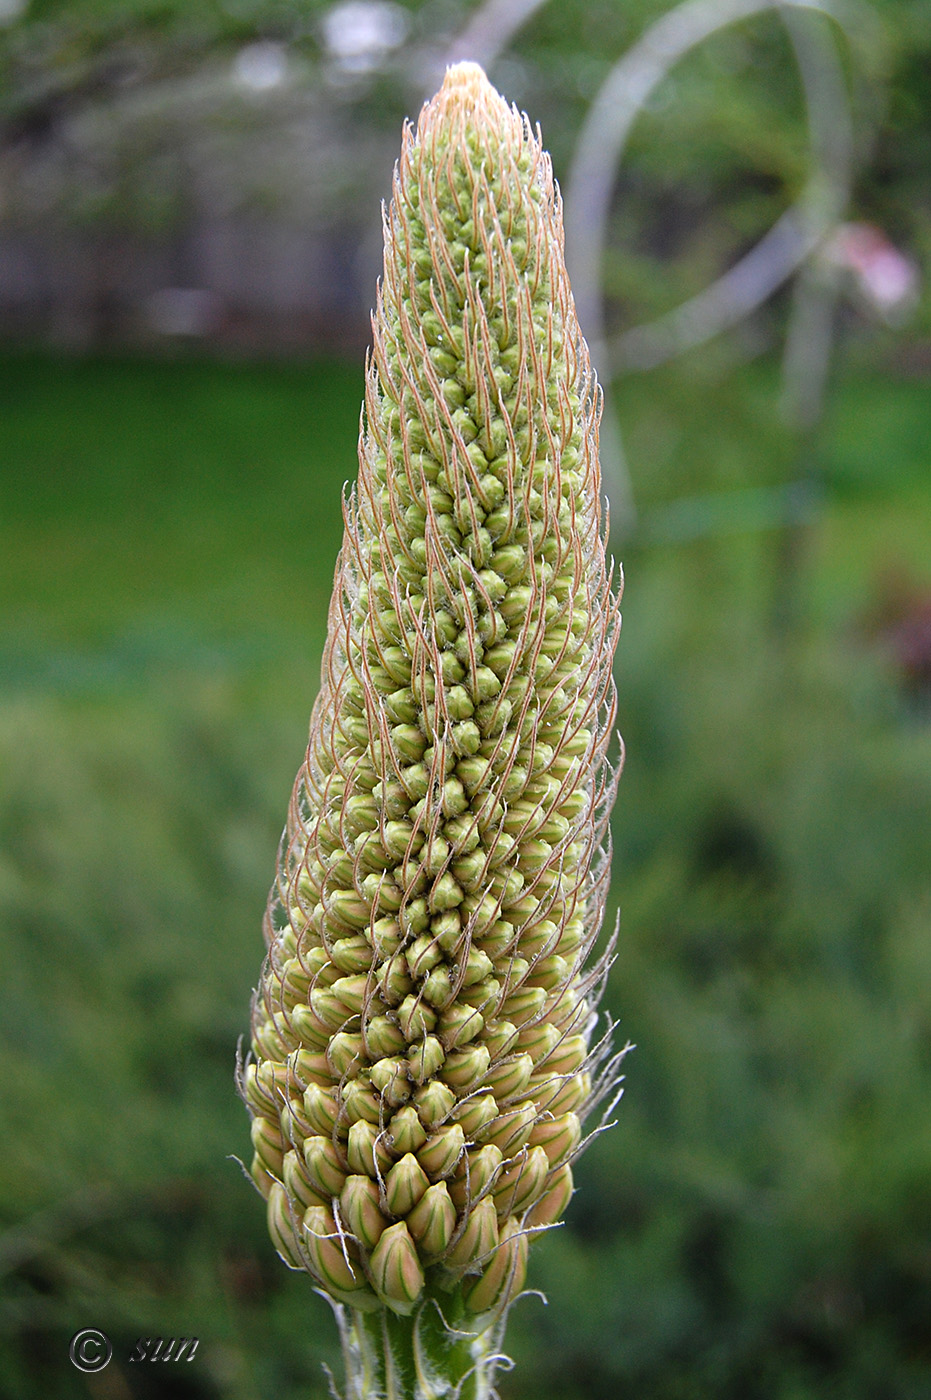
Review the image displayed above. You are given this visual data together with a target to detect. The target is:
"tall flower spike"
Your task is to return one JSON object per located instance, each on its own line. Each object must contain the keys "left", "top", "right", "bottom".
{"left": 243, "top": 61, "right": 625, "bottom": 1398}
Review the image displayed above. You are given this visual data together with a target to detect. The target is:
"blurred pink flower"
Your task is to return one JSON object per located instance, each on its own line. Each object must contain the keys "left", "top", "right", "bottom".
{"left": 826, "top": 222, "right": 920, "bottom": 322}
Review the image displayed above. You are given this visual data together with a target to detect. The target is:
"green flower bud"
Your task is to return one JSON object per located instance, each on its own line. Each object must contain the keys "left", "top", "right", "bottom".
{"left": 267, "top": 1181, "right": 303, "bottom": 1269}
{"left": 406, "top": 1034, "right": 446, "bottom": 1085}
{"left": 302, "top": 1206, "right": 371, "bottom": 1301}
{"left": 438, "top": 1003, "right": 485, "bottom": 1049}
{"left": 341, "top": 1078, "right": 382, "bottom": 1126}
{"left": 386, "top": 1104, "right": 427, "bottom": 1156}
{"left": 340, "top": 1175, "right": 389, "bottom": 1250}
{"left": 491, "top": 1144, "right": 552, "bottom": 1217}
{"left": 449, "top": 1145, "right": 504, "bottom": 1211}
{"left": 515, "top": 1020, "right": 561, "bottom": 1059}
{"left": 243, "top": 1063, "right": 276, "bottom": 1117}
{"left": 405, "top": 935, "right": 444, "bottom": 979}
{"left": 483, "top": 1052, "right": 535, "bottom": 1102}
{"left": 251, "top": 1115, "right": 284, "bottom": 1179}
{"left": 303, "top": 1135, "right": 347, "bottom": 1198}
{"left": 446, "top": 1196, "right": 499, "bottom": 1272}
{"left": 453, "top": 1092, "right": 499, "bottom": 1137}
{"left": 370, "top": 1056, "right": 411, "bottom": 1107}
{"left": 346, "top": 1121, "right": 392, "bottom": 1179}
{"left": 293, "top": 1049, "right": 331, "bottom": 1088}
{"left": 534, "top": 1069, "right": 590, "bottom": 1117}
{"left": 331, "top": 937, "right": 372, "bottom": 976}
{"left": 528, "top": 1110, "right": 582, "bottom": 1167}
{"left": 283, "top": 1149, "right": 328, "bottom": 1213}
{"left": 368, "top": 1222, "right": 425, "bottom": 1315}
{"left": 462, "top": 1217, "right": 528, "bottom": 1314}
{"left": 288, "top": 1004, "right": 330, "bottom": 1050}
{"left": 417, "top": 1123, "right": 466, "bottom": 1179}
{"left": 541, "top": 1033, "right": 589, "bottom": 1077}
{"left": 478, "top": 1103, "right": 537, "bottom": 1156}
{"left": 397, "top": 994, "right": 437, "bottom": 1042}
{"left": 384, "top": 1153, "right": 431, "bottom": 1217}
{"left": 413, "top": 1080, "right": 457, "bottom": 1129}
{"left": 302, "top": 1083, "right": 339, "bottom": 1137}
{"left": 442, "top": 1044, "right": 492, "bottom": 1092}
{"left": 482, "top": 1020, "right": 519, "bottom": 1059}
{"left": 421, "top": 965, "right": 454, "bottom": 1008}
{"left": 364, "top": 1015, "right": 407, "bottom": 1059}
{"left": 498, "top": 986, "right": 547, "bottom": 1025}
{"left": 525, "top": 1163, "right": 575, "bottom": 1228}
{"left": 326, "top": 1031, "right": 365, "bottom": 1080}
{"left": 406, "top": 1181, "right": 457, "bottom": 1257}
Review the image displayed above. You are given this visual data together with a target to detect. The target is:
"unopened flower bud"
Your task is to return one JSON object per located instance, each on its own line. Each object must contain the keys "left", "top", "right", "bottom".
{"left": 453, "top": 1093, "right": 499, "bottom": 1138}
{"left": 341, "top": 1078, "right": 382, "bottom": 1126}
{"left": 413, "top": 1079, "right": 456, "bottom": 1128}
{"left": 251, "top": 1115, "right": 285, "bottom": 1178}
{"left": 524, "top": 1164, "right": 575, "bottom": 1228}
{"left": 302, "top": 1206, "right": 369, "bottom": 1301}
{"left": 536, "top": 1069, "right": 591, "bottom": 1117}
{"left": 326, "top": 1031, "right": 365, "bottom": 1080}
{"left": 422, "top": 965, "right": 454, "bottom": 1008}
{"left": 450, "top": 1145, "right": 504, "bottom": 1211}
{"left": 288, "top": 1003, "right": 330, "bottom": 1050}
{"left": 283, "top": 1149, "right": 328, "bottom": 1212}
{"left": 346, "top": 1121, "right": 392, "bottom": 1178}
{"left": 340, "top": 1175, "right": 388, "bottom": 1250}
{"left": 368, "top": 1221, "right": 425, "bottom": 1314}
{"left": 386, "top": 1105, "right": 427, "bottom": 1156}
{"left": 438, "top": 1003, "right": 485, "bottom": 1049}
{"left": 462, "top": 1218, "right": 528, "bottom": 1314}
{"left": 377, "top": 1147, "right": 427, "bottom": 1215}
{"left": 303, "top": 1135, "right": 347, "bottom": 1198}
{"left": 417, "top": 1123, "right": 466, "bottom": 1179}
{"left": 267, "top": 1181, "right": 303, "bottom": 1269}
{"left": 330, "top": 934, "right": 372, "bottom": 974}
{"left": 491, "top": 1145, "right": 552, "bottom": 1217}
{"left": 442, "top": 1045, "right": 492, "bottom": 1092}
{"left": 302, "top": 1083, "right": 339, "bottom": 1137}
{"left": 397, "top": 994, "right": 438, "bottom": 1042}
{"left": 446, "top": 1196, "right": 499, "bottom": 1272}
{"left": 515, "top": 1021, "right": 561, "bottom": 1059}
{"left": 407, "top": 1035, "right": 446, "bottom": 1084}
{"left": 370, "top": 1055, "right": 411, "bottom": 1106}
{"left": 484, "top": 1052, "right": 535, "bottom": 1102}
{"left": 407, "top": 1181, "right": 457, "bottom": 1256}
{"left": 528, "top": 1111, "right": 582, "bottom": 1167}
{"left": 542, "top": 1034, "right": 588, "bottom": 1077}
{"left": 478, "top": 1103, "right": 537, "bottom": 1156}
{"left": 365, "top": 1014, "right": 407, "bottom": 1058}
{"left": 499, "top": 986, "right": 547, "bottom": 1026}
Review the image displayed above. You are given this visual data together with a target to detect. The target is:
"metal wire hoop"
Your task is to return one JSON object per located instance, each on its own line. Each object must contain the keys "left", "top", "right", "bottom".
{"left": 445, "top": 0, "right": 866, "bottom": 531}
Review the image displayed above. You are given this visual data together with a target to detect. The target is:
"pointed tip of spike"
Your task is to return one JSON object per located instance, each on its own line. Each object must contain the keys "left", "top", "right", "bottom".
{"left": 441, "top": 60, "right": 493, "bottom": 95}
{"left": 434, "top": 60, "right": 506, "bottom": 119}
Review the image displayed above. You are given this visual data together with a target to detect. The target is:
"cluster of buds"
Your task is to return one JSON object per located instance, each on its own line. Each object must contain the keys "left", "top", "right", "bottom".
{"left": 242, "top": 61, "right": 623, "bottom": 1350}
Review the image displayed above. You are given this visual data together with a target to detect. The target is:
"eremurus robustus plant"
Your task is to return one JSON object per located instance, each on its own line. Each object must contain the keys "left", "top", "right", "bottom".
{"left": 241, "top": 60, "right": 625, "bottom": 1399}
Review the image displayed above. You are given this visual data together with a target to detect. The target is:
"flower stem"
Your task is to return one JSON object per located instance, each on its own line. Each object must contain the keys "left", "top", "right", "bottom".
{"left": 338, "top": 1286, "right": 503, "bottom": 1400}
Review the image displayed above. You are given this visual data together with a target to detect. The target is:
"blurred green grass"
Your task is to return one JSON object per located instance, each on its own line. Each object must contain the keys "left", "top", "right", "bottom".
{"left": 1, "top": 350, "right": 930, "bottom": 1399}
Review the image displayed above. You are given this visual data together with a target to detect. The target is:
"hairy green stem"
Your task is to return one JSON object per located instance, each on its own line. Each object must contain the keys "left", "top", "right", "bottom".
{"left": 336, "top": 1287, "right": 505, "bottom": 1400}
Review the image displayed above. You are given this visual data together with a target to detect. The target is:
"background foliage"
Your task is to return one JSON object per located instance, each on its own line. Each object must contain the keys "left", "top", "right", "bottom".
{"left": 1, "top": 1, "right": 930, "bottom": 1397}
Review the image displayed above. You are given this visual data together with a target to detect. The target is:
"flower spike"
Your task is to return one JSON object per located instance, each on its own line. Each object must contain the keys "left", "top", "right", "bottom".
{"left": 244, "top": 60, "right": 624, "bottom": 1398}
